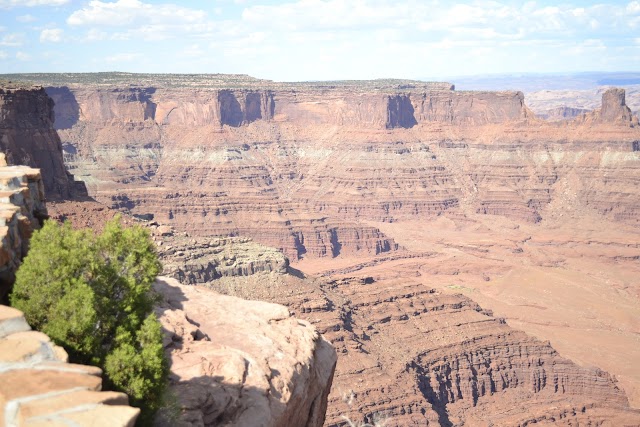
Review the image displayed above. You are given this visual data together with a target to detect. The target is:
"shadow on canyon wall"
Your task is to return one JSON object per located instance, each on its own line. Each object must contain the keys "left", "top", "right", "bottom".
{"left": 45, "top": 86, "right": 80, "bottom": 130}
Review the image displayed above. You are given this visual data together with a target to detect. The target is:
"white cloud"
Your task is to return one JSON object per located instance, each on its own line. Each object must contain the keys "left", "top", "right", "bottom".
{"left": 68, "top": 0, "right": 207, "bottom": 27}
{"left": 104, "top": 52, "right": 141, "bottom": 63}
{"left": 241, "top": 0, "right": 404, "bottom": 31}
{"left": 0, "top": 0, "right": 68, "bottom": 8}
{"left": 180, "top": 44, "right": 205, "bottom": 57}
{"left": 0, "top": 51, "right": 7, "bottom": 59}
{"left": 0, "top": 33, "right": 24, "bottom": 46}
{"left": 16, "top": 51, "right": 31, "bottom": 60}
{"left": 60, "top": 0, "right": 640, "bottom": 51}
{"left": 236, "top": 0, "right": 628, "bottom": 42}
{"left": 40, "top": 28, "right": 63, "bottom": 42}
{"left": 67, "top": 0, "right": 211, "bottom": 41}
{"left": 7, "top": 0, "right": 629, "bottom": 80}
{"left": 85, "top": 28, "right": 108, "bottom": 41}
{"left": 16, "top": 14, "right": 36, "bottom": 22}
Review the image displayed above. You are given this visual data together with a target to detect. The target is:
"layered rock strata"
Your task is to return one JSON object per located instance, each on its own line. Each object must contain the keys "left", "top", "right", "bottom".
{"left": 0, "top": 154, "right": 48, "bottom": 298}
{"left": 0, "top": 84, "right": 85, "bottom": 199}
{"left": 0, "top": 304, "right": 139, "bottom": 426}
{"left": 22, "top": 77, "right": 637, "bottom": 261}
{"left": 34, "top": 77, "right": 532, "bottom": 260}
{"left": 152, "top": 224, "right": 289, "bottom": 284}
{"left": 151, "top": 228, "right": 640, "bottom": 426}
{"left": 153, "top": 276, "right": 337, "bottom": 427}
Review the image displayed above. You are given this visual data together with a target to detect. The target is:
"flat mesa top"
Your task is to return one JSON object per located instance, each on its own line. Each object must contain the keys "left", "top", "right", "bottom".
{"left": 0, "top": 72, "right": 454, "bottom": 92}
{"left": 0, "top": 80, "right": 42, "bottom": 91}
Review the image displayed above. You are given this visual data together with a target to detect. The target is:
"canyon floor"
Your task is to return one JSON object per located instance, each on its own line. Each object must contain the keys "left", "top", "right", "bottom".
{"left": 297, "top": 211, "right": 640, "bottom": 409}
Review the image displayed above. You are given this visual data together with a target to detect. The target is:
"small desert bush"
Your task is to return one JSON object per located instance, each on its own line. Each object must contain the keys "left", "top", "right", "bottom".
{"left": 10, "top": 217, "right": 167, "bottom": 425}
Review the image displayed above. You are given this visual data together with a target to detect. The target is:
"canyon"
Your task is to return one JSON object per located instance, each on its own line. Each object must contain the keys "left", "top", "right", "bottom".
{"left": 2, "top": 73, "right": 640, "bottom": 426}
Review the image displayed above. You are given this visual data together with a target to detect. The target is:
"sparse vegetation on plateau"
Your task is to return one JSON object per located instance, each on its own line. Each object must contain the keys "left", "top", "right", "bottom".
{"left": 0, "top": 71, "right": 452, "bottom": 92}
{"left": 10, "top": 217, "right": 167, "bottom": 425}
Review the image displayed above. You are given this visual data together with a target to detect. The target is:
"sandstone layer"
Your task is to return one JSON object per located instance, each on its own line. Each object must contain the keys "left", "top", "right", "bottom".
{"left": 150, "top": 224, "right": 289, "bottom": 284}
{"left": 0, "top": 304, "right": 139, "bottom": 426}
{"left": 166, "top": 237, "right": 640, "bottom": 426}
{"left": 34, "top": 76, "right": 531, "bottom": 261}
{"left": 153, "top": 276, "right": 337, "bottom": 427}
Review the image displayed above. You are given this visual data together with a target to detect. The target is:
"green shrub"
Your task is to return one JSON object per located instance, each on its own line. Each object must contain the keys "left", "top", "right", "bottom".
{"left": 10, "top": 217, "right": 167, "bottom": 425}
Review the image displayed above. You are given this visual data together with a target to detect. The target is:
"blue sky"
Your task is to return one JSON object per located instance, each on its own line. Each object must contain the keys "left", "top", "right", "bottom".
{"left": 0, "top": 0, "right": 639, "bottom": 81}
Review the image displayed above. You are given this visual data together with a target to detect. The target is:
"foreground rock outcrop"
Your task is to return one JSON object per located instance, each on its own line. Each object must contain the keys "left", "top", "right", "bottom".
{"left": 0, "top": 154, "right": 47, "bottom": 298}
{"left": 151, "top": 225, "right": 289, "bottom": 284}
{"left": 154, "top": 276, "right": 337, "bottom": 427}
{"left": 0, "top": 305, "right": 139, "bottom": 426}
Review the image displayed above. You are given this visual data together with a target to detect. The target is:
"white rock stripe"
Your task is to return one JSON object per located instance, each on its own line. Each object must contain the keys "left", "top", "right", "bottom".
{"left": 0, "top": 316, "right": 30, "bottom": 340}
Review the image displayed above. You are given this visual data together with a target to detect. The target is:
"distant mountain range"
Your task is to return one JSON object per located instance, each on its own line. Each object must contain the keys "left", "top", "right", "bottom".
{"left": 442, "top": 72, "right": 640, "bottom": 92}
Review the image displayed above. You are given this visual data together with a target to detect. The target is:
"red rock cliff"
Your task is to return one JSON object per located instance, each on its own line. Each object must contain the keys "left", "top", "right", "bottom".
{"left": 41, "top": 82, "right": 640, "bottom": 260}
{"left": 48, "top": 85, "right": 529, "bottom": 130}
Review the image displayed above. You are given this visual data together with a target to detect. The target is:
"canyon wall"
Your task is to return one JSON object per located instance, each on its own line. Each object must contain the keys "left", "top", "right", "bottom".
{"left": 147, "top": 210, "right": 640, "bottom": 426}
{"left": 47, "top": 85, "right": 529, "bottom": 131}
{"left": 47, "top": 82, "right": 532, "bottom": 262}
{"left": 0, "top": 81, "right": 340, "bottom": 427}
{"left": 171, "top": 239, "right": 640, "bottom": 426}
{"left": 46, "top": 82, "right": 640, "bottom": 260}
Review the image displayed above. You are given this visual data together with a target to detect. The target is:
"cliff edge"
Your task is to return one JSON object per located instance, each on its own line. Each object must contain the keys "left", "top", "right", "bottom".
{"left": 154, "top": 277, "right": 337, "bottom": 427}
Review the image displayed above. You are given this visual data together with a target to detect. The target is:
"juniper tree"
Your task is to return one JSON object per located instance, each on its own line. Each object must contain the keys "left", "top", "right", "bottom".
{"left": 10, "top": 217, "right": 167, "bottom": 425}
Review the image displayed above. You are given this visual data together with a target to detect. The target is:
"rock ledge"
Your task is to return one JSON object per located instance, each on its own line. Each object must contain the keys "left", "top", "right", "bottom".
{"left": 0, "top": 304, "right": 140, "bottom": 427}
{"left": 154, "top": 276, "right": 337, "bottom": 427}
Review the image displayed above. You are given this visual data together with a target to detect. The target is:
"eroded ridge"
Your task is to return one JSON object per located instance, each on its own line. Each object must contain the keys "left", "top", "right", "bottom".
{"left": 307, "top": 275, "right": 640, "bottom": 426}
